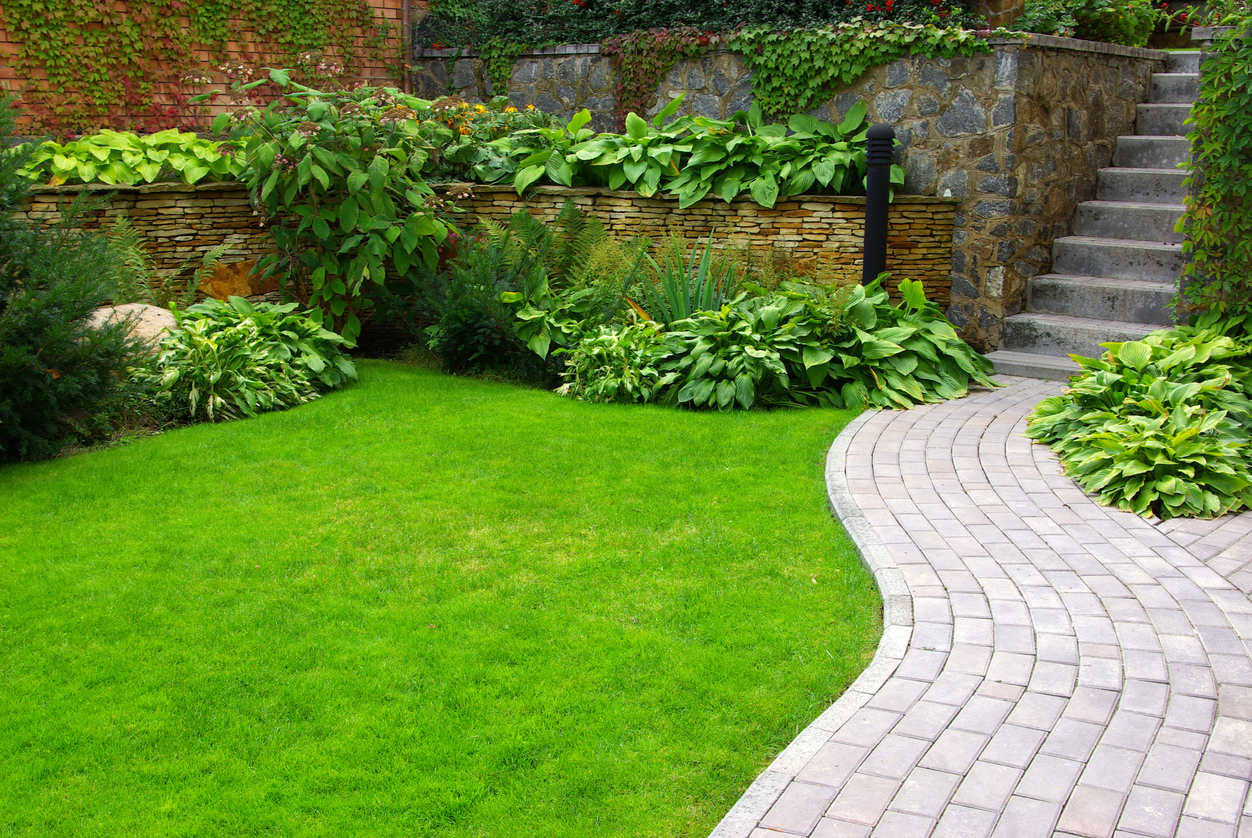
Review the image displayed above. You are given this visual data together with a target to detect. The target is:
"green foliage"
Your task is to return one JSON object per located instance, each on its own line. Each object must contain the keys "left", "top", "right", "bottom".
{"left": 0, "top": 0, "right": 397, "bottom": 133}
{"left": 637, "top": 232, "right": 741, "bottom": 327}
{"left": 18, "top": 130, "right": 244, "bottom": 186}
{"left": 1009, "top": 0, "right": 1165, "bottom": 45}
{"left": 417, "top": 0, "right": 977, "bottom": 49}
{"left": 729, "top": 21, "right": 990, "bottom": 117}
{"left": 556, "top": 322, "right": 676, "bottom": 403}
{"left": 227, "top": 74, "right": 452, "bottom": 346}
{"left": 106, "top": 215, "right": 228, "bottom": 309}
{"left": 479, "top": 39, "right": 528, "bottom": 97}
{"left": 559, "top": 275, "right": 994, "bottom": 412}
{"left": 138, "top": 296, "right": 356, "bottom": 422}
{"left": 489, "top": 99, "right": 905, "bottom": 207}
{"left": 0, "top": 99, "right": 144, "bottom": 462}
{"left": 601, "top": 27, "right": 714, "bottom": 131}
{"left": 1177, "top": 24, "right": 1252, "bottom": 319}
{"left": 1027, "top": 324, "right": 1252, "bottom": 518}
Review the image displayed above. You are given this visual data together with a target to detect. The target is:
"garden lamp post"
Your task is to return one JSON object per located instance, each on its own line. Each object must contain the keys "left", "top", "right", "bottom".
{"left": 862, "top": 123, "right": 895, "bottom": 285}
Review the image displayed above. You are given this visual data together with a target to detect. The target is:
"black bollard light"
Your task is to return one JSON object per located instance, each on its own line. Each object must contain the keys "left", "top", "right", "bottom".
{"left": 862, "top": 123, "right": 895, "bottom": 286}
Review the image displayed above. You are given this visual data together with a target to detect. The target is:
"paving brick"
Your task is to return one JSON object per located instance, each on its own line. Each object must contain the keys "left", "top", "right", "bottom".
{"left": 796, "top": 742, "right": 871, "bottom": 789}
{"left": 1183, "top": 773, "right": 1249, "bottom": 824}
{"left": 992, "top": 796, "right": 1064, "bottom": 837}
{"left": 760, "top": 781, "right": 840, "bottom": 835}
{"left": 1018, "top": 753, "right": 1086, "bottom": 803}
{"left": 951, "top": 761, "right": 1024, "bottom": 812}
{"left": 825, "top": 774, "right": 902, "bottom": 826}
{"left": 919, "top": 729, "right": 990, "bottom": 774}
{"left": 859, "top": 735, "right": 931, "bottom": 781}
{"left": 1116, "top": 785, "right": 1185, "bottom": 838}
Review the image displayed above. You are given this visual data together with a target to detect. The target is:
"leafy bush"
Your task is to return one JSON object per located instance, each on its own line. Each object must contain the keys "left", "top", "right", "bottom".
{"left": 484, "top": 99, "right": 905, "bottom": 207}
{"left": 556, "top": 323, "right": 676, "bottom": 403}
{"left": 1177, "top": 24, "right": 1252, "bottom": 319}
{"left": 0, "top": 98, "right": 144, "bottom": 463}
{"left": 419, "top": 0, "right": 976, "bottom": 48}
{"left": 1010, "top": 0, "right": 1164, "bottom": 45}
{"left": 18, "top": 130, "right": 245, "bottom": 186}
{"left": 1027, "top": 319, "right": 1252, "bottom": 518}
{"left": 558, "top": 276, "right": 994, "bottom": 411}
{"left": 636, "top": 232, "right": 741, "bottom": 327}
{"left": 138, "top": 296, "right": 357, "bottom": 422}
{"left": 222, "top": 72, "right": 454, "bottom": 345}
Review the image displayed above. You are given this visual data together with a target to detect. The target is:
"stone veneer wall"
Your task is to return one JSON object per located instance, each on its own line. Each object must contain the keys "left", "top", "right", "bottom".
{"left": 447, "top": 186, "right": 957, "bottom": 305}
{"left": 17, "top": 182, "right": 957, "bottom": 305}
{"left": 412, "top": 36, "right": 1166, "bottom": 351}
{"left": 16, "top": 182, "right": 271, "bottom": 276}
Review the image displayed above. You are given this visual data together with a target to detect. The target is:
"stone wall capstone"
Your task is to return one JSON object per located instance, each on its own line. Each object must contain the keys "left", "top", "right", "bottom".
{"left": 411, "top": 36, "right": 1166, "bottom": 351}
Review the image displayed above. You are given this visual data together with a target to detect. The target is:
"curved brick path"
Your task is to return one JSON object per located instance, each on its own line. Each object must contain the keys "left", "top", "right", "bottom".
{"left": 712, "top": 377, "right": 1252, "bottom": 838}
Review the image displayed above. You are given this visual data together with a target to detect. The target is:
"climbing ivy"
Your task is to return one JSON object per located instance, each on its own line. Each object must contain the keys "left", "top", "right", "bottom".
{"left": 729, "top": 20, "right": 990, "bottom": 117}
{"left": 1178, "top": 23, "right": 1252, "bottom": 320}
{"left": 0, "top": 0, "right": 398, "bottom": 133}
{"left": 479, "top": 39, "right": 527, "bottom": 97}
{"left": 601, "top": 28, "right": 714, "bottom": 130}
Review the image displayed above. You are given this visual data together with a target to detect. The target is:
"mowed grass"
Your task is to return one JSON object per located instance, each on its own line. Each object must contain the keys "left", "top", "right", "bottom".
{"left": 0, "top": 361, "right": 881, "bottom": 837}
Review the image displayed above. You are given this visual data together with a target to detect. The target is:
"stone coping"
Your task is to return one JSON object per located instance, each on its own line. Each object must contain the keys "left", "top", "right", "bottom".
{"left": 431, "top": 183, "right": 963, "bottom": 206}
{"left": 28, "top": 180, "right": 250, "bottom": 195}
{"left": 987, "top": 32, "right": 1169, "bottom": 60}
{"left": 416, "top": 36, "right": 1168, "bottom": 62}
{"left": 27, "top": 180, "right": 958, "bottom": 207}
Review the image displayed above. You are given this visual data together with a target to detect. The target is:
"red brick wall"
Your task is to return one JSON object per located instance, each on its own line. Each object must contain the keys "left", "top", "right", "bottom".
{"left": 0, "top": 0, "right": 408, "bottom": 131}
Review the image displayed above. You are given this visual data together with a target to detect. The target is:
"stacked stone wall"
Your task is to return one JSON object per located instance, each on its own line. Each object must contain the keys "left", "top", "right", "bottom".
{"left": 412, "top": 36, "right": 1166, "bottom": 350}
{"left": 18, "top": 182, "right": 957, "bottom": 306}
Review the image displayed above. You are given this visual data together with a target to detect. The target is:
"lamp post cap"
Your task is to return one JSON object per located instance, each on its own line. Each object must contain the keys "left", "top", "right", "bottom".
{"left": 867, "top": 123, "right": 896, "bottom": 140}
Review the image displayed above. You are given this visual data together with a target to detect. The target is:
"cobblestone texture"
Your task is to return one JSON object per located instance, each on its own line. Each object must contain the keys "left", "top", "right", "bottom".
{"left": 711, "top": 377, "right": 1252, "bottom": 838}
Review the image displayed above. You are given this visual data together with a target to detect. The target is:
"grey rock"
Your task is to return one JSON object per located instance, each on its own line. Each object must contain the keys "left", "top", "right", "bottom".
{"left": 1013, "top": 259, "right": 1041, "bottom": 278}
{"left": 980, "top": 175, "right": 1011, "bottom": 197}
{"left": 920, "top": 65, "right": 950, "bottom": 98}
{"left": 556, "top": 84, "right": 577, "bottom": 104}
{"left": 451, "top": 59, "right": 477, "bottom": 90}
{"left": 997, "top": 240, "right": 1016, "bottom": 261}
{"left": 539, "top": 59, "right": 555, "bottom": 80}
{"left": 885, "top": 60, "right": 910, "bottom": 87}
{"left": 874, "top": 89, "right": 912, "bottom": 123}
{"left": 974, "top": 199, "right": 1013, "bottom": 218}
{"left": 590, "top": 61, "right": 607, "bottom": 90}
{"left": 976, "top": 154, "right": 1001, "bottom": 173}
{"left": 936, "top": 90, "right": 986, "bottom": 137}
{"left": 939, "top": 169, "right": 968, "bottom": 199}
{"left": 512, "top": 62, "right": 538, "bottom": 84}
{"left": 952, "top": 249, "right": 966, "bottom": 274}
{"left": 947, "top": 303, "right": 970, "bottom": 328}
{"left": 556, "top": 59, "right": 578, "bottom": 84}
{"left": 710, "top": 69, "right": 733, "bottom": 95}
{"left": 917, "top": 95, "right": 940, "bottom": 116}
{"left": 992, "top": 95, "right": 1016, "bottom": 127}
{"left": 904, "top": 151, "right": 937, "bottom": 194}
{"left": 834, "top": 93, "right": 861, "bottom": 118}
{"left": 995, "top": 51, "right": 1018, "bottom": 89}
{"left": 691, "top": 93, "right": 720, "bottom": 118}
{"left": 533, "top": 93, "right": 563, "bottom": 114}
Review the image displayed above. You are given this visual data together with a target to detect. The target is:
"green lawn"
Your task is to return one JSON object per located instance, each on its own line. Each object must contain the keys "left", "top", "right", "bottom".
{"left": 0, "top": 361, "right": 881, "bottom": 837}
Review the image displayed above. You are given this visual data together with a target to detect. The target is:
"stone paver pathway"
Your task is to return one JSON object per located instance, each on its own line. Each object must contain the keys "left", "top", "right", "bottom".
{"left": 712, "top": 376, "right": 1252, "bottom": 838}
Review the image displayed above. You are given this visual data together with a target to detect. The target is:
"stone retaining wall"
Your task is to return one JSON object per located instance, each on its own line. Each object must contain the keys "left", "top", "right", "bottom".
{"left": 19, "top": 182, "right": 957, "bottom": 306}
{"left": 412, "top": 36, "right": 1167, "bottom": 350}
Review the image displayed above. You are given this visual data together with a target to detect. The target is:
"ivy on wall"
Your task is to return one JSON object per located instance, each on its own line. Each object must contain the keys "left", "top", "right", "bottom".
{"left": 1, "top": 0, "right": 399, "bottom": 133}
{"left": 601, "top": 28, "right": 713, "bottom": 130}
{"left": 1178, "top": 23, "right": 1252, "bottom": 318}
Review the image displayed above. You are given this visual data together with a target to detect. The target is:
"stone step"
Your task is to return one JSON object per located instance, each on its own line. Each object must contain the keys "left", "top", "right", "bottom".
{"left": 1026, "top": 273, "right": 1176, "bottom": 325}
{"left": 1073, "top": 200, "right": 1185, "bottom": 243}
{"left": 1169, "top": 50, "right": 1202, "bottom": 73}
{"left": 1097, "top": 167, "right": 1189, "bottom": 203}
{"left": 984, "top": 349, "right": 1081, "bottom": 380}
{"left": 1136, "top": 103, "right": 1193, "bottom": 135}
{"left": 1052, "top": 236, "right": 1185, "bottom": 281}
{"left": 1113, "top": 135, "right": 1191, "bottom": 169}
{"left": 1002, "top": 312, "right": 1164, "bottom": 358}
{"left": 1150, "top": 72, "right": 1200, "bottom": 103}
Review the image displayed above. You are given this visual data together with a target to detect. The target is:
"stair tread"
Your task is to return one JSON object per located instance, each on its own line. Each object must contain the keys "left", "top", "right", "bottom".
{"left": 1032, "top": 272, "right": 1177, "bottom": 289}
{"left": 1006, "top": 311, "right": 1165, "bottom": 330}
{"left": 984, "top": 350, "right": 1083, "bottom": 380}
{"left": 1077, "top": 199, "right": 1186, "bottom": 212}
{"left": 1138, "top": 102, "right": 1195, "bottom": 108}
{"left": 1102, "top": 165, "right": 1188, "bottom": 174}
{"left": 1054, "top": 235, "right": 1183, "bottom": 250}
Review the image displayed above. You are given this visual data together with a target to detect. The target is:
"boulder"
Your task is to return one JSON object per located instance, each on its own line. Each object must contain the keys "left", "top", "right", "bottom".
{"left": 87, "top": 303, "right": 178, "bottom": 350}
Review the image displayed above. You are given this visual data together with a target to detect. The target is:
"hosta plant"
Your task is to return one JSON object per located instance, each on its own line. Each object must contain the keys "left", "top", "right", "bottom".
{"left": 18, "top": 130, "right": 244, "bottom": 186}
{"left": 556, "top": 323, "right": 676, "bottom": 404}
{"left": 139, "top": 296, "right": 356, "bottom": 422}
{"left": 1027, "top": 326, "right": 1252, "bottom": 518}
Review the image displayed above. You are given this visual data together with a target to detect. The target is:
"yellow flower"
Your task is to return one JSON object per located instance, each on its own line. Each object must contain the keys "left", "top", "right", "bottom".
{"left": 505, "top": 106, "right": 517, "bottom": 113}
{"left": 474, "top": 104, "right": 486, "bottom": 112}
{"left": 526, "top": 104, "right": 535, "bottom": 110}
{"left": 459, "top": 126, "right": 472, "bottom": 134}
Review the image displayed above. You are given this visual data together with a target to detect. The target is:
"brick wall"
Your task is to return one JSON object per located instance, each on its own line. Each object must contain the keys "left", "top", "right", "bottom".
{"left": 19, "top": 182, "right": 957, "bottom": 305}
{"left": 0, "top": 0, "right": 405, "bottom": 131}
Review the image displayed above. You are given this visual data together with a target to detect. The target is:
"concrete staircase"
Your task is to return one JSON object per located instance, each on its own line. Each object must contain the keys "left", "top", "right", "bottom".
{"left": 985, "top": 51, "right": 1200, "bottom": 379}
